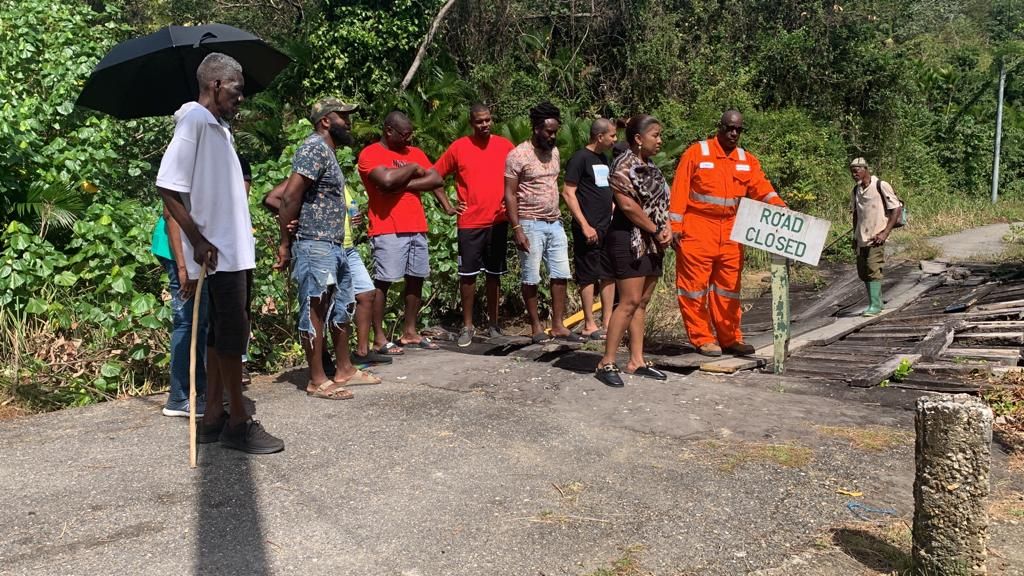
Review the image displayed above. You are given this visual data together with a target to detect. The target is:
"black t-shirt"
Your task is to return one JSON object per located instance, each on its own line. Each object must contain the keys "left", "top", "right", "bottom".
{"left": 564, "top": 148, "right": 613, "bottom": 232}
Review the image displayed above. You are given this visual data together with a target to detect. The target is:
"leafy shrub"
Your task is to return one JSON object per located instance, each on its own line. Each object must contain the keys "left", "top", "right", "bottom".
{"left": 0, "top": 0, "right": 168, "bottom": 234}
{"left": 0, "top": 200, "right": 169, "bottom": 409}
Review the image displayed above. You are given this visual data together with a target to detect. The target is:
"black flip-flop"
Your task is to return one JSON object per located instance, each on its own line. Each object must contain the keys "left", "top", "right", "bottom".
{"left": 351, "top": 351, "right": 394, "bottom": 365}
{"left": 531, "top": 332, "right": 553, "bottom": 344}
{"left": 553, "top": 332, "right": 585, "bottom": 343}
{"left": 584, "top": 329, "right": 607, "bottom": 341}
{"left": 629, "top": 362, "right": 667, "bottom": 381}
{"left": 399, "top": 337, "right": 441, "bottom": 350}
{"left": 595, "top": 363, "right": 624, "bottom": 387}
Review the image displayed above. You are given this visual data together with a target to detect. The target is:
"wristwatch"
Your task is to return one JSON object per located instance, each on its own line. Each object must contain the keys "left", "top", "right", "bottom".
{"left": 654, "top": 223, "right": 664, "bottom": 236}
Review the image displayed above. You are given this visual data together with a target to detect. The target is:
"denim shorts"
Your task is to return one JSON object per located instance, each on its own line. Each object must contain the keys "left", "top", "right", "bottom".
{"left": 292, "top": 240, "right": 354, "bottom": 337}
{"left": 370, "top": 232, "right": 430, "bottom": 282}
{"left": 517, "top": 219, "right": 571, "bottom": 285}
{"left": 346, "top": 247, "right": 374, "bottom": 297}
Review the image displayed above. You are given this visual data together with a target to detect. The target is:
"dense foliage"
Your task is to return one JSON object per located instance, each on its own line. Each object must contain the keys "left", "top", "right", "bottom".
{"left": 2, "top": 0, "right": 1022, "bottom": 409}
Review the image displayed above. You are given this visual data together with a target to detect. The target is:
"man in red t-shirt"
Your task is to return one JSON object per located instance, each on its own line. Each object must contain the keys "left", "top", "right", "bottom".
{"left": 357, "top": 111, "right": 455, "bottom": 353}
{"left": 418, "top": 104, "right": 515, "bottom": 347}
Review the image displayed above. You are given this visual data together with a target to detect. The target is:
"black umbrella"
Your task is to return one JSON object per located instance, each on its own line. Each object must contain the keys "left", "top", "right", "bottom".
{"left": 77, "top": 23, "right": 290, "bottom": 119}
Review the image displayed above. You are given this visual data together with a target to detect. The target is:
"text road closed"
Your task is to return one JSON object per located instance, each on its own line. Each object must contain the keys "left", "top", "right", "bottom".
{"left": 729, "top": 198, "right": 831, "bottom": 266}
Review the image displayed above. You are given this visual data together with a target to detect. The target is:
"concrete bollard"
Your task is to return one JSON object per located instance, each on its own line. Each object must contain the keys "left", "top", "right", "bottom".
{"left": 912, "top": 394, "right": 993, "bottom": 575}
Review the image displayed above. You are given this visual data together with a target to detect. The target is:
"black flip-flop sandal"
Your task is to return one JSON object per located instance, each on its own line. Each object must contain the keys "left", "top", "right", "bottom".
{"left": 629, "top": 361, "right": 667, "bottom": 381}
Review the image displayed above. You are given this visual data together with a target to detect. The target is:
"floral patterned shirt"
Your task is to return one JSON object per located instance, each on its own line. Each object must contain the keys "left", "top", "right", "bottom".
{"left": 292, "top": 133, "right": 346, "bottom": 244}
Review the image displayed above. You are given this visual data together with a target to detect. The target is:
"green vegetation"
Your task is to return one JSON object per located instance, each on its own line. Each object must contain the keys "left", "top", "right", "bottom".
{"left": 2, "top": 0, "right": 1023, "bottom": 410}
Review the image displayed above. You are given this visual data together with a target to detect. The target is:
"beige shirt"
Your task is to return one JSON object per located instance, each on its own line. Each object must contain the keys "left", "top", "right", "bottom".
{"left": 852, "top": 175, "right": 901, "bottom": 248}
{"left": 504, "top": 141, "right": 561, "bottom": 221}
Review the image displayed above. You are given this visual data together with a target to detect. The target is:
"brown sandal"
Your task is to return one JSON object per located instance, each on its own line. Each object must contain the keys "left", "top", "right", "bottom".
{"left": 306, "top": 380, "right": 354, "bottom": 400}
{"left": 335, "top": 369, "right": 381, "bottom": 387}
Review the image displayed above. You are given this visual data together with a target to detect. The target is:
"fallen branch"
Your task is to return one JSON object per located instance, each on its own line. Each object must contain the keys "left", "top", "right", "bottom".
{"left": 400, "top": 0, "right": 458, "bottom": 91}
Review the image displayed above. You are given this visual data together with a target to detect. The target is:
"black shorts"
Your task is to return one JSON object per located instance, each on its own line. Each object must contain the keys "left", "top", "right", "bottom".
{"left": 206, "top": 269, "right": 253, "bottom": 356}
{"left": 457, "top": 222, "right": 509, "bottom": 276}
{"left": 572, "top": 226, "right": 612, "bottom": 285}
{"left": 605, "top": 228, "right": 664, "bottom": 279}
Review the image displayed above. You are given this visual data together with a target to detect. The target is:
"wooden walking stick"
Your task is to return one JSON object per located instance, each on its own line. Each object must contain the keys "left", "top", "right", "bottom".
{"left": 189, "top": 262, "right": 207, "bottom": 469}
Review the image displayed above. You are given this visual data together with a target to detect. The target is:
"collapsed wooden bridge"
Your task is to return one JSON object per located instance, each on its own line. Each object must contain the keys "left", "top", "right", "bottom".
{"left": 446, "top": 260, "right": 1023, "bottom": 393}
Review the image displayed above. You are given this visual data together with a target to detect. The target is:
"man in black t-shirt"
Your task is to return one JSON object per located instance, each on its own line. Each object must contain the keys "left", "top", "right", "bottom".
{"left": 561, "top": 118, "right": 618, "bottom": 340}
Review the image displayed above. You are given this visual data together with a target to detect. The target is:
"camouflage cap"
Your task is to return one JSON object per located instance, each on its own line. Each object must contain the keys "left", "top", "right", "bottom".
{"left": 310, "top": 97, "right": 358, "bottom": 125}
{"left": 850, "top": 157, "right": 870, "bottom": 169}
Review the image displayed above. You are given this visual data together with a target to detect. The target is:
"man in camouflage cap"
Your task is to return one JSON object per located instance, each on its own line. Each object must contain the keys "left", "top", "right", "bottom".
{"left": 272, "top": 97, "right": 382, "bottom": 399}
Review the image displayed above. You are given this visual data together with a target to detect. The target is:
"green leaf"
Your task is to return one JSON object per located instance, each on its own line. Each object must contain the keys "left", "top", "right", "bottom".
{"left": 53, "top": 270, "right": 77, "bottom": 286}
{"left": 25, "top": 297, "right": 47, "bottom": 314}
{"left": 110, "top": 275, "right": 130, "bottom": 293}
{"left": 129, "top": 344, "right": 150, "bottom": 361}
{"left": 130, "top": 293, "right": 153, "bottom": 315}
{"left": 99, "top": 362, "right": 121, "bottom": 378}
{"left": 137, "top": 314, "right": 163, "bottom": 329}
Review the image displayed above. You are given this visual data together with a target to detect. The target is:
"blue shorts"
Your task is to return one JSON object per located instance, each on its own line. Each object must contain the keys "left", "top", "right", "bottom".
{"left": 370, "top": 232, "right": 430, "bottom": 282}
{"left": 345, "top": 247, "right": 374, "bottom": 297}
{"left": 517, "top": 219, "right": 571, "bottom": 285}
{"left": 291, "top": 240, "right": 354, "bottom": 337}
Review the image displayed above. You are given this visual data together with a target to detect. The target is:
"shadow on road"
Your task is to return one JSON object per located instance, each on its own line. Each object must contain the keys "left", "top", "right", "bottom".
{"left": 194, "top": 397, "right": 269, "bottom": 575}
{"left": 831, "top": 526, "right": 910, "bottom": 573}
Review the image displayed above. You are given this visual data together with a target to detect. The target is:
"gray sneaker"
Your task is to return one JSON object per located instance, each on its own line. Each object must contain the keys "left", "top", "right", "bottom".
{"left": 219, "top": 419, "right": 284, "bottom": 454}
{"left": 457, "top": 326, "right": 475, "bottom": 347}
{"left": 487, "top": 325, "right": 505, "bottom": 339}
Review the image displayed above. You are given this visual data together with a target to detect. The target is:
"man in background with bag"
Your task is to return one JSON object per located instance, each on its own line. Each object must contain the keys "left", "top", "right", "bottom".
{"left": 849, "top": 157, "right": 904, "bottom": 317}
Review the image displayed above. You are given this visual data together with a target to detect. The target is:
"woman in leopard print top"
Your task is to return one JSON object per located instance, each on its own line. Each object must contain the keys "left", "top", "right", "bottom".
{"left": 595, "top": 115, "right": 672, "bottom": 388}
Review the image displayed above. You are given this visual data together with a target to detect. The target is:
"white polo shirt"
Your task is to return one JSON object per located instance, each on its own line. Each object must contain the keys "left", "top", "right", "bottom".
{"left": 156, "top": 102, "right": 256, "bottom": 278}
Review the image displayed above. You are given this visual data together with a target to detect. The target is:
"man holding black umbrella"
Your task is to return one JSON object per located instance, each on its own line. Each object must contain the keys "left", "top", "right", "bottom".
{"left": 157, "top": 53, "right": 284, "bottom": 455}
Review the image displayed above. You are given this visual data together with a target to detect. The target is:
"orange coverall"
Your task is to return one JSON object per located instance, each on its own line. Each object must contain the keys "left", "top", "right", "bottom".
{"left": 669, "top": 137, "right": 785, "bottom": 348}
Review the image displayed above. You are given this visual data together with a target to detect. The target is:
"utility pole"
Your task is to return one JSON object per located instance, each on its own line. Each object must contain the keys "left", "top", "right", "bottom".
{"left": 992, "top": 59, "right": 1006, "bottom": 204}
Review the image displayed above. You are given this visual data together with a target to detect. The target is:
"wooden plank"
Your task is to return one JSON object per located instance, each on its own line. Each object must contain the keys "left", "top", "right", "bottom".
{"left": 963, "top": 320, "right": 1024, "bottom": 330}
{"left": 975, "top": 298, "right": 1024, "bottom": 311}
{"left": 890, "top": 380, "right": 982, "bottom": 393}
{"left": 829, "top": 342, "right": 916, "bottom": 353}
{"left": 778, "top": 364, "right": 855, "bottom": 378}
{"left": 700, "top": 275, "right": 939, "bottom": 373}
{"left": 843, "top": 332, "right": 929, "bottom": 341}
{"left": 943, "top": 347, "right": 1021, "bottom": 366}
{"left": 857, "top": 324, "right": 937, "bottom": 334}
{"left": 911, "top": 320, "right": 963, "bottom": 361}
{"left": 792, "top": 349, "right": 892, "bottom": 362}
{"left": 953, "top": 332, "right": 1024, "bottom": 345}
{"left": 649, "top": 353, "right": 708, "bottom": 369}
{"left": 849, "top": 354, "right": 921, "bottom": 388}
{"left": 944, "top": 283, "right": 997, "bottom": 313}
{"left": 914, "top": 362, "right": 993, "bottom": 376}
{"left": 892, "top": 308, "right": 1024, "bottom": 324}
{"left": 699, "top": 356, "right": 767, "bottom": 373}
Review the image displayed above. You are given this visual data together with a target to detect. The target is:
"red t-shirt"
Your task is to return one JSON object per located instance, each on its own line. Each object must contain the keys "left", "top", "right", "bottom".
{"left": 433, "top": 135, "right": 515, "bottom": 229}
{"left": 357, "top": 142, "right": 432, "bottom": 236}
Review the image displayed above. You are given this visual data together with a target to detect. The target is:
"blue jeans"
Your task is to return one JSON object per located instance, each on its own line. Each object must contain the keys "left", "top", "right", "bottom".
{"left": 517, "top": 219, "right": 572, "bottom": 285}
{"left": 292, "top": 240, "right": 354, "bottom": 337}
{"left": 159, "top": 257, "right": 209, "bottom": 403}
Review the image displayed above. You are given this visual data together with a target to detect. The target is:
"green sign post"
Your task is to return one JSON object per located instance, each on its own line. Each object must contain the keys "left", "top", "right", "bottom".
{"left": 730, "top": 199, "right": 831, "bottom": 373}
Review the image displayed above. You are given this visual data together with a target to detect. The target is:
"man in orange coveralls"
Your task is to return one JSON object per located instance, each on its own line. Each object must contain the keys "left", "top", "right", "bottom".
{"left": 669, "top": 110, "right": 786, "bottom": 357}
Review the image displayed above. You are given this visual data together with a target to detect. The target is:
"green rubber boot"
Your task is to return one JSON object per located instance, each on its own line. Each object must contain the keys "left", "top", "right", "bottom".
{"left": 862, "top": 281, "right": 883, "bottom": 316}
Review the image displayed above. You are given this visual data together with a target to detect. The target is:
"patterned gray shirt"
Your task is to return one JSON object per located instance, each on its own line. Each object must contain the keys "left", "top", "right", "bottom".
{"left": 292, "top": 133, "right": 346, "bottom": 244}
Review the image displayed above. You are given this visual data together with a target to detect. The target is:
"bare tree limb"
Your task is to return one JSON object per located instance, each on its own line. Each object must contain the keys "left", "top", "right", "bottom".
{"left": 400, "top": 0, "right": 458, "bottom": 91}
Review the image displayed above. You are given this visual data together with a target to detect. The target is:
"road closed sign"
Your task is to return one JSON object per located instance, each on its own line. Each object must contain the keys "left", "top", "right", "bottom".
{"left": 730, "top": 198, "right": 832, "bottom": 266}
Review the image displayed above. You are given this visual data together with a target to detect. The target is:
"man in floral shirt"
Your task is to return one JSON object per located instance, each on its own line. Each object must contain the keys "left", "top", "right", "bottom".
{"left": 274, "top": 98, "right": 381, "bottom": 399}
